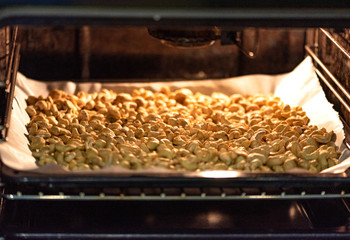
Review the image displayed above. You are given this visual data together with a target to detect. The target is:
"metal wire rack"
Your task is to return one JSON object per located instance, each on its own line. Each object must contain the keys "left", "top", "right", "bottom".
{"left": 0, "top": 26, "right": 19, "bottom": 142}
{"left": 2, "top": 185, "right": 350, "bottom": 201}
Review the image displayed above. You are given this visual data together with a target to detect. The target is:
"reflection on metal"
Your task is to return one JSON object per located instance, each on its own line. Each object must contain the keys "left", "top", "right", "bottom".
{"left": 195, "top": 211, "right": 229, "bottom": 227}
{"left": 320, "top": 28, "right": 350, "bottom": 60}
{"left": 4, "top": 190, "right": 350, "bottom": 201}
{"left": 288, "top": 204, "right": 298, "bottom": 221}
{"left": 198, "top": 171, "right": 240, "bottom": 178}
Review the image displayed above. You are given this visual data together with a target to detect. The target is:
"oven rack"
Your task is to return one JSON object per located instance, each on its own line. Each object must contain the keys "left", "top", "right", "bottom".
{"left": 0, "top": 26, "right": 19, "bottom": 142}
{"left": 306, "top": 28, "right": 350, "bottom": 146}
{"left": 3, "top": 185, "right": 350, "bottom": 201}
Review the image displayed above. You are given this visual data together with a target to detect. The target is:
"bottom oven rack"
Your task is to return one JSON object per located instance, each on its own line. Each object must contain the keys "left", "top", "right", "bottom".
{"left": 2, "top": 185, "right": 350, "bottom": 201}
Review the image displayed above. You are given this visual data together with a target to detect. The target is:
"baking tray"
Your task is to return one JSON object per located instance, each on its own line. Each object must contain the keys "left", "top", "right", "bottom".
{"left": 1, "top": 47, "right": 350, "bottom": 197}
{"left": 1, "top": 163, "right": 349, "bottom": 189}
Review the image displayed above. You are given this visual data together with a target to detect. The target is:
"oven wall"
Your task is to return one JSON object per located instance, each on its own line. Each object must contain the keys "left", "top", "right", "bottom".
{"left": 16, "top": 27, "right": 305, "bottom": 81}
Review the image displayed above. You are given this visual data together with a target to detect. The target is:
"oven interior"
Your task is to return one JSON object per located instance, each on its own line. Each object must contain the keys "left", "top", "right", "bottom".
{"left": 1, "top": 2, "right": 350, "bottom": 239}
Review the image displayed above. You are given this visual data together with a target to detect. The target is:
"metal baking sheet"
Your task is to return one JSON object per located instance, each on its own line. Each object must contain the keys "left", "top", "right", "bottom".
{"left": 0, "top": 56, "right": 349, "bottom": 179}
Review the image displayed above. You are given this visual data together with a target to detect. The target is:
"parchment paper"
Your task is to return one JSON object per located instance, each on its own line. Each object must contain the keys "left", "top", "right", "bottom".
{"left": 0, "top": 56, "right": 348, "bottom": 175}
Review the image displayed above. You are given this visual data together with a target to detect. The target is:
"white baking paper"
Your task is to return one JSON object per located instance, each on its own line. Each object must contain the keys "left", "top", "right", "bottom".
{"left": 0, "top": 56, "right": 349, "bottom": 175}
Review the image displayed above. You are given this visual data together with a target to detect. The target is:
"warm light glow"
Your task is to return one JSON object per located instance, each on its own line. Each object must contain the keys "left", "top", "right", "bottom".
{"left": 207, "top": 212, "right": 224, "bottom": 225}
{"left": 289, "top": 205, "right": 297, "bottom": 220}
{"left": 195, "top": 211, "right": 229, "bottom": 227}
{"left": 199, "top": 170, "right": 240, "bottom": 178}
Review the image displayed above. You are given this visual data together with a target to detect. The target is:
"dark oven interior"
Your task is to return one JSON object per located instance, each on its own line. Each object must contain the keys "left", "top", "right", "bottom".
{"left": 1, "top": 2, "right": 350, "bottom": 239}
{"left": 16, "top": 26, "right": 305, "bottom": 80}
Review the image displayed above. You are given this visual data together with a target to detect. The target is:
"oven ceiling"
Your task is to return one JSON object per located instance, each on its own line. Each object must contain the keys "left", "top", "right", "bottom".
{"left": 0, "top": 1, "right": 350, "bottom": 27}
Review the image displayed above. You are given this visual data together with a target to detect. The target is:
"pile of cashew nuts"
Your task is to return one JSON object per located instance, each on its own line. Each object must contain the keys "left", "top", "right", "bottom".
{"left": 25, "top": 87, "right": 340, "bottom": 172}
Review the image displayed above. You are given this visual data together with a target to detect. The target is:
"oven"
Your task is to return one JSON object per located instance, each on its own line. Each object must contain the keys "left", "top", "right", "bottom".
{"left": 1, "top": 1, "right": 350, "bottom": 239}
